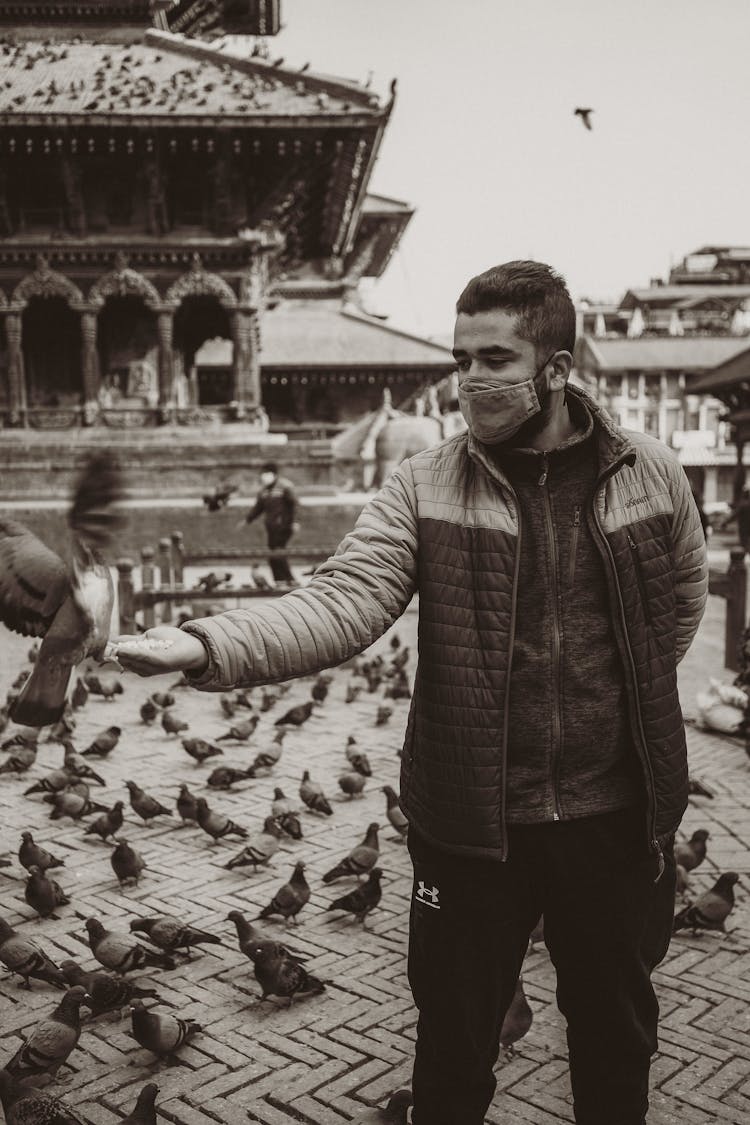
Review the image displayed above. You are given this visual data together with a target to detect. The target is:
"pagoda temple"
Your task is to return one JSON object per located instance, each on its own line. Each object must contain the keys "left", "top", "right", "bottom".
{"left": 0, "top": 0, "right": 452, "bottom": 488}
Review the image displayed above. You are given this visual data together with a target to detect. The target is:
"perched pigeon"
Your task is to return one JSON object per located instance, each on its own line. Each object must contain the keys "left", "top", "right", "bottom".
{"left": 125, "top": 781, "right": 172, "bottom": 825}
{"left": 275, "top": 701, "right": 315, "bottom": 727}
{"left": 24, "top": 766, "right": 74, "bottom": 796}
{"left": 215, "top": 716, "right": 258, "bottom": 742}
{"left": 85, "top": 918, "right": 175, "bottom": 973}
{"left": 339, "top": 771, "right": 367, "bottom": 798}
{"left": 150, "top": 692, "right": 175, "bottom": 709}
{"left": 207, "top": 765, "right": 256, "bottom": 790}
{"left": 1, "top": 728, "right": 38, "bottom": 752}
{"left": 349, "top": 1090, "right": 413, "bottom": 1124}
{"left": 176, "top": 784, "right": 199, "bottom": 825}
{"left": 161, "top": 709, "right": 188, "bottom": 737}
{"left": 275, "top": 811, "right": 303, "bottom": 840}
{"left": 323, "top": 823, "right": 380, "bottom": 883}
{"left": 83, "top": 673, "right": 123, "bottom": 700}
{"left": 182, "top": 737, "right": 224, "bottom": 765}
{"left": 62, "top": 740, "right": 106, "bottom": 785}
{"left": 111, "top": 840, "right": 146, "bottom": 886}
{"left": 675, "top": 829, "right": 709, "bottom": 872}
{"left": 196, "top": 571, "right": 232, "bottom": 593}
{"left": 140, "top": 698, "right": 159, "bottom": 725}
{"left": 375, "top": 706, "right": 393, "bottom": 726}
{"left": 299, "top": 770, "right": 333, "bottom": 815}
{"left": 85, "top": 801, "right": 125, "bottom": 844}
{"left": 46, "top": 789, "right": 108, "bottom": 821}
{"left": 71, "top": 678, "right": 88, "bottom": 710}
{"left": 687, "top": 777, "right": 714, "bottom": 798}
{"left": 673, "top": 872, "right": 740, "bottom": 935}
{"left": 251, "top": 941, "right": 325, "bottom": 1004}
{"left": 382, "top": 786, "right": 408, "bottom": 840}
{"left": 220, "top": 694, "right": 237, "bottom": 719}
{"left": 0, "top": 453, "right": 125, "bottom": 726}
{"left": 60, "top": 960, "right": 159, "bottom": 1018}
{"left": 130, "top": 999, "right": 201, "bottom": 1058}
{"left": 0, "top": 917, "right": 66, "bottom": 989}
{"left": 225, "top": 817, "right": 283, "bottom": 871}
{"left": 18, "top": 832, "right": 65, "bottom": 873}
{"left": 195, "top": 797, "right": 248, "bottom": 843}
{"left": 24, "top": 865, "right": 70, "bottom": 919}
{"left": 347, "top": 750, "right": 372, "bottom": 777}
{"left": 270, "top": 787, "right": 295, "bottom": 818}
{"left": 251, "top": 740, "right": 283, "bottom": 771}
{"left": 130, "top": 915, "right": 222, "bottom": 955}
{"left": 5, "top": 985, "right": 87, "bottom": 1082}
{"left": 257, "top": 862, "right": 311, "bottom": 925}
{"left": 226, "top": 910, "right": 307, "bottom": 965}
{"left": 327, "top": 868, "right": 383, "bottom": 926}
{"left": 121, "top": 1082, "right": 160, "bottom": 1125}
{"left": 82, "top": 725, "right": 121, "bottom": 757}
{"left": 0, "top": 1067, "right": 87, "bottom": 1124}
{"left": 311, "top": 677, "right": 329, "bottom": 704}
{"left": 0, "top": 743, "right": 37, "bottom": 774}
{"left": 260, "top": 689, "right": 279, "bottom": 712}
{"left": 499, "top": 976, "right": 533, "bottom": 1057}
{"left": 45, "top": 712, "right": 76, "bottom": 743}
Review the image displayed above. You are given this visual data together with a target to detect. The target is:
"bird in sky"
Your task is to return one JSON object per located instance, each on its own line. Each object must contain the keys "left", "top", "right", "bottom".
{"left": 0, "top": 452, "right": 125, "bottom": 727}
{"left": 574, "top": 107, "right": 594, "bottom": 130}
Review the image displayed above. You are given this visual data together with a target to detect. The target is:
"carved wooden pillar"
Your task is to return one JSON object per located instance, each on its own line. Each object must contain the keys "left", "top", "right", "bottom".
{"left": 4, "top": 310, "right": 25, "bottom": 426}
{"left": 231, "top": 307, "right": 260, "bottom": 414}
{"left": 79, "top": 307, "right": 99, "bottom": 422}
{"left": 156, "top": 306, "right": 175, "bottom": 418}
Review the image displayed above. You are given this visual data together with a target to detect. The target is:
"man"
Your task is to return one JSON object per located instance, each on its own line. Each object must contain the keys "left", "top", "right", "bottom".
{"left": 114, "top": 261, "right": 708, "bottom": 1125}
{"left": 717, "top": 485, "right": 750, "bottom": 553}
{"left": 236, "top": 462, "right": 300, "bottom": 585}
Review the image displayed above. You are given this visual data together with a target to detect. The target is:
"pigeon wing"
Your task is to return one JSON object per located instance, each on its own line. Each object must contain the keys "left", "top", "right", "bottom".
{"left": 0, "top": 520, "right": 71, "bottom": 637}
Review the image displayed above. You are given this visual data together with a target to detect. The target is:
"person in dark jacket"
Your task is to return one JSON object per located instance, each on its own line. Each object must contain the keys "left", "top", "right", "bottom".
{"left": 113, "top": 261, "right": 707, "bottom": 1125}
{"left": 237, "top": 462, "right": 300, "bottom": 585}
{"left": 718, "top": 485, "right": 750, "bottom": 552}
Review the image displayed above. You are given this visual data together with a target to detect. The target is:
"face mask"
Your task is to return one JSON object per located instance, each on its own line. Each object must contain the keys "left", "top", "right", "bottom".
{"left": 456, "top": 353, "right": 557, "bottom": 446}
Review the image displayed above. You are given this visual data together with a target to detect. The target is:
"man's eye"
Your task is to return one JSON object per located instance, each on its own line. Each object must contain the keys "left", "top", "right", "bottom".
{"left": 455, "top": 360, "right": 471, "bottom": 373}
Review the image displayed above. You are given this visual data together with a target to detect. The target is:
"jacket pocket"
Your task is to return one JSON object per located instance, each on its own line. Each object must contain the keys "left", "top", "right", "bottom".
{"left": 627, "top": 532, "right": 653, "bottom": 625}
{"left": 568, "top": 505, "right": 581, "bottom": 588}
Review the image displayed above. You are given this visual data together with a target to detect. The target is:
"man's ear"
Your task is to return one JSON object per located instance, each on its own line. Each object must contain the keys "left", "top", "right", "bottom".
{"left": 548, "top": 350, "right": 573, "bottom": 392}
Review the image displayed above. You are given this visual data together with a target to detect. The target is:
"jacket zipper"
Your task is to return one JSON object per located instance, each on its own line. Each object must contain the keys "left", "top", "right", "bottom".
{"left": 500, "top": 482, "right": 522, "bottom": 862}
{"left": 538, "top": 454, "right": 563, "bottom": 822}
{"left": 591, "top": 474, "right": 663, "bottom": 881}
{"left": 568, "top": 505, "right": 581, "bottom": 588}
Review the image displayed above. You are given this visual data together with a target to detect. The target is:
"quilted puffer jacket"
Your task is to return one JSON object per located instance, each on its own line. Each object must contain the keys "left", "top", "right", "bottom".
{"left": 183, "top": 384, "right": 708, "bottom": 865}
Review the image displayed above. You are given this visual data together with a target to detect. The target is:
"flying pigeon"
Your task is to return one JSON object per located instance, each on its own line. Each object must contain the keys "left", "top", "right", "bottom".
{"left": 574, "top": 107, "right": 594, "bottom": 130}
{"left": 0, "top": 453, "right": 125, "bottom": 726}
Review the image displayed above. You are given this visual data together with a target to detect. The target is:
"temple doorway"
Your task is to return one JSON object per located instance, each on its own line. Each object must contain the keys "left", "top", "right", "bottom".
{"left": 174, "top": 295, "right": 232, "bottom": 406}
{"left": 96, "top": 296, "right": 158, "bottom": 407}
{"left": 21, "top": 297, "right": 82, "bottom": 408}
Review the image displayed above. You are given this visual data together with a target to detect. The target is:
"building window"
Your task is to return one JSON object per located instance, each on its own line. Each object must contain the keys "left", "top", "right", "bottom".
{"left": 626, "top": 371, "right": 641, "bottom": 399}
{"left": 665, "top": 407, "right": 681, "bottom": 445}
{"left": 666, "top": 372, "right": 682, "bottom": 398}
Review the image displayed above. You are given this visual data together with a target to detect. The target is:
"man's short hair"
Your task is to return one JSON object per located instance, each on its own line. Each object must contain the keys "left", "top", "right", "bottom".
{"left": 260, "top": 462, "right": 278, "bottom": 475}
{"left": 456, "top": 260, "right": 576, "bottom": 358}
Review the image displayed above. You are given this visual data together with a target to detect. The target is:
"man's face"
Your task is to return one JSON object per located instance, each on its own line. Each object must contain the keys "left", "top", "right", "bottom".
{"left": 260, "top": 472, "right": 275, "bottom": 488}
{"left": 452, "top": 308, "right": 554, "bottom": 445}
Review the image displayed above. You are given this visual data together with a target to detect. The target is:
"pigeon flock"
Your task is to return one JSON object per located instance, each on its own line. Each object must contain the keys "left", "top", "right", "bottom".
{"left": 0, "top": 456, "right": 744, "bottom": 1122}
{"left": 0, "top": 602, "right": 419, "bottom": 1122}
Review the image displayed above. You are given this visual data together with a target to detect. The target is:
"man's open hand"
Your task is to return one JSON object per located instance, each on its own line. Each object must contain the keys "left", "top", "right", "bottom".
{"left": 108, "top": 626, "right": 209, "bottom": 678}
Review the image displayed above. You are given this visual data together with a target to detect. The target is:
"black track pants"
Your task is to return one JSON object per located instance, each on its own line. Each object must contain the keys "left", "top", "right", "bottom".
{"left": 267, "top": 526, "right": 294, "bottom": 583}
{"left": 407, "top": 807, "right": 676, "bottom": 1125}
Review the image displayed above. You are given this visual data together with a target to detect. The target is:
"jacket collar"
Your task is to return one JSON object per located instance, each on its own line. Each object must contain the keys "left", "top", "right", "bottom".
{"left": 466, "top": 381, "right": 637, "bottom": 491}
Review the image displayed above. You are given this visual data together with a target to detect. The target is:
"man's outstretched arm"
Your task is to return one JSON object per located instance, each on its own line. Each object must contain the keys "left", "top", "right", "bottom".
{"left": 113, "top": 460, "right": 419, "bottom": 689}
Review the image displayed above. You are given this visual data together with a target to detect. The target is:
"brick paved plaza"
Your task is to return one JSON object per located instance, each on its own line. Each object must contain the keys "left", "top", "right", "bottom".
{"left": 0, "top": 553, "right": 749, "bottom": 1123}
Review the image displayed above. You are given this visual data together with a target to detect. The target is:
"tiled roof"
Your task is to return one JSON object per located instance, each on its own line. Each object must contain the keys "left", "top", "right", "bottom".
{"left": 0, "top": 31, "right": 381, "bottom": 120}
{"left": 258, "top": 300, "right": 456, "bottom": 368}
{"left": 581, "top": 336, "right": 750, "bottom": 371}
{"left": 620, "top": 285, "right": 750, "bottom": 309}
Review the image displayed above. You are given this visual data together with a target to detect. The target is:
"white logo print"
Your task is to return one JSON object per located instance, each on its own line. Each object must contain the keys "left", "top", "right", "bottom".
{"left": 415, "top": 881, "right": 440, "bottom": 909}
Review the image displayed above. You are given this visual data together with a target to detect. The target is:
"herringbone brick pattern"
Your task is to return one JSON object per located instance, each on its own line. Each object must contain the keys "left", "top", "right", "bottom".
{"left": 0, "top": 564, "right": 748, "bottom": 1123}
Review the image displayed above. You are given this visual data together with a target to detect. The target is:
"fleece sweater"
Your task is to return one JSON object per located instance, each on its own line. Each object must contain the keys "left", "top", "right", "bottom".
{"left": 494, "top": 397, "right": 642, "bottom": 823}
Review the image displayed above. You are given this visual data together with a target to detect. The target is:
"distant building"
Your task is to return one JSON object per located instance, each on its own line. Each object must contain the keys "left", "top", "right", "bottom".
{"left": 576, "top": 246, "right": 750, "bottom": 504}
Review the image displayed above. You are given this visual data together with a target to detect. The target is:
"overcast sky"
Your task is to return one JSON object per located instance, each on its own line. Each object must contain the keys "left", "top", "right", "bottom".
{"left": 236, "top": 0, "right": 750, "bottom": 338}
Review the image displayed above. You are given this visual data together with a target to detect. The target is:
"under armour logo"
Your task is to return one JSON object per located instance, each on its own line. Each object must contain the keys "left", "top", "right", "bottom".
{"left": 415, "top": 881, "right": 440, "bottom": 909}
